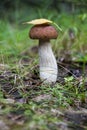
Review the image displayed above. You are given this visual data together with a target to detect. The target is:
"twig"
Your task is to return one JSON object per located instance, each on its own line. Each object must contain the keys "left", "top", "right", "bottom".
{"left": 58, "top": 61, "right": 78, "bottom": 80}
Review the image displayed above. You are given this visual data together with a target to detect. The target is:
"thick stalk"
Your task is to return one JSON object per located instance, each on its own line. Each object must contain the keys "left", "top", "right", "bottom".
{"left": 39, "top": 39, "right": 58, "bottom": 83}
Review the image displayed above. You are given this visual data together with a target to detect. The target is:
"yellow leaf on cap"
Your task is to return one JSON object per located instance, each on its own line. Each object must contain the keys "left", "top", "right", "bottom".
{"left": 23, "top": 18, "right": 52, "bottom": 25}
{"left": 23, "top": 18, "right": 62, "bottom": 31}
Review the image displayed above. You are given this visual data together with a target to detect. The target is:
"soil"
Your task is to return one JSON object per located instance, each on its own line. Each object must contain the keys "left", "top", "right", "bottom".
{"left": 0, "top": 59, "right": 87, "bottom": 130}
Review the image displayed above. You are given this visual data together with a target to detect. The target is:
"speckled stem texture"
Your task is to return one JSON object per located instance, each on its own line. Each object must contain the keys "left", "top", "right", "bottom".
{"left": 39, "top": 39, "right": 58, "bottom": 83}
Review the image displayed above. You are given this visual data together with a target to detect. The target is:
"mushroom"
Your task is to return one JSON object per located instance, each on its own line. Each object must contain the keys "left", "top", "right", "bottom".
{"left": 29, "top": 24, "right": 58, "bottom": 83}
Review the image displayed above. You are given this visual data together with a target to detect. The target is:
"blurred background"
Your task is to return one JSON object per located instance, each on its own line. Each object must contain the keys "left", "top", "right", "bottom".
{"left": 0, "top": 0, "right": 87, "bottom": 64}
{"left": 1, "top": 0, "right": 87, "bottom": 22}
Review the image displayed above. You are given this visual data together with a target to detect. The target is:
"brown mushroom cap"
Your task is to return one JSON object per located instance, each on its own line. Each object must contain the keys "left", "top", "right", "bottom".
{"left": 29, "top": 24, "right": 58, "bottom": 40}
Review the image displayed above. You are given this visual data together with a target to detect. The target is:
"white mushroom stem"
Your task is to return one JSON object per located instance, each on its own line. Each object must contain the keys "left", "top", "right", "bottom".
{"left": 39, "top": 39, "right": 58, "bottom": 83}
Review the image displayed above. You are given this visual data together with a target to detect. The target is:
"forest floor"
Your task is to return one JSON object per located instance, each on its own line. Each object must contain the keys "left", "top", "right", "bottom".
{"left": 0, "top": 55, "right": 87, "bottom": 130}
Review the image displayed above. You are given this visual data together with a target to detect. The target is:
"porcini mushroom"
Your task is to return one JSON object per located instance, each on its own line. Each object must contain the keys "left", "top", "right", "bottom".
{"left": 29, "top": 25, "right": 58, "bottom": 83}
{"left": 25, "top": 19, "right": 59, "bottom": 83}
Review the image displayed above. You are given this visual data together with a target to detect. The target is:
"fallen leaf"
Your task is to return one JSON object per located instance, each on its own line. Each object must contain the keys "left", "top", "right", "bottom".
{"left": 23, "top": 18, "right": 52, "bottom": 25}
{"left": 23, "top": 18, "right": 62, "bottom": 31}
